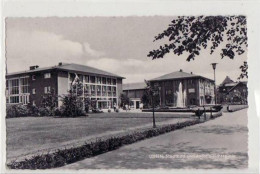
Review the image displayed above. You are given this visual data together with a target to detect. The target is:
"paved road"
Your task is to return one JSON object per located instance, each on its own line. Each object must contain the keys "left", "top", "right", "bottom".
{"left": 61, "top": 109, "right": 248, "bottom": 169}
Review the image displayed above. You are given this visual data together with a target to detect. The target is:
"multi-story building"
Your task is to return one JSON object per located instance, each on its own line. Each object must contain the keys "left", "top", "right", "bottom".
{"left": 149, "top": 69, "right": 215, "bottom": 107}
{"left": 123, "top": 82, "right": 146, "bottom": 109}
{"left": 217, "top": 76, "right": 248, "bottom": 104}
{"left": 6, "top": 63, "right": 124, "bottom": 109}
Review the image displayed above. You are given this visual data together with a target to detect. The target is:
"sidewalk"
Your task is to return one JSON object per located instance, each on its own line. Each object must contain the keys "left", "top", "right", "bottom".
{"left": 61, "top": 109, "right": 248, "bottom": 169}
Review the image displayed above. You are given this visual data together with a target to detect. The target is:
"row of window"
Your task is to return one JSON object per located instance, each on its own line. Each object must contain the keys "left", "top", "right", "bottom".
{"left": 69, "top": 73, "right": 117, "bottom": 85}
{"left": 82, "top": 85, "right": 117, "bottom": 97}
{"left": 32, "top": 73, "right": 51, "bottom": 80}
{"left": 6, "top": 77, "right": 29, "bottom": 95}
{"left": 32, "top": 86, "right": 51, "bottom": 94}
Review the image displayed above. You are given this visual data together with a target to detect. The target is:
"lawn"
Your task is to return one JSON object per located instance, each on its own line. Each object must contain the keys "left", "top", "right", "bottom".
{"left": 6, "top": 112, "right": 192, "bottom": 161}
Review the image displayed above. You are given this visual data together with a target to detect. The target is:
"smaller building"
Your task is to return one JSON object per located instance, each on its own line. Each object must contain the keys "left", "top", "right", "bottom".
{"left": 217, "top": 76, "right": 248, "bottom": 104}
{"left": 122, "top": 82, "right": 147, "bottom": 109}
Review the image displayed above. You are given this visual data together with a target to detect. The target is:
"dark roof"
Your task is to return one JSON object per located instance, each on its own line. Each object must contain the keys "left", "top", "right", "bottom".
{"left": 123, "top": 82, "right": 147, "bottom": 91}
{"left": 6, "top": 63, "right": 124, "bottom": 79}
{"left": 220, "top": 76, "right": 234, "bottom": 86}
{"left": 149, "top": 70, "right": 214, "bottom": 82}
{"left": 227, "top": 81, "right": 248, "bottom": 93}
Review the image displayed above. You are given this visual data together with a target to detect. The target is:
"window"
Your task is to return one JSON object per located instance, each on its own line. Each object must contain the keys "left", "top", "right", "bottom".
{"left": 97, "top": 85, "right": 101, "bottom": 96}
{"left": 10, "top": 96, "right": 19, "bottom": 103}
{"left": 107, "top": 86, "right": 112, "bottom": 96}
{"left": 10, "top": 79, "right": 19, "bottom": 95}
{"left": 84, "top": 84, "right": 90, "bottom": 94}
{"left": 32, "top": 75, "right": 36, "bottom": 80}
{"left": 96, "top": 77, "right": 101, "bottom": 84}
{"left": 90, "top": 76, "right": 96, "bottom": 83}
{"left": 112, "top": 79, "right": 116, "bottom": 85}
{"left": 32, "top": 88, "right": 36, "bottom": 94}
{"left": 107, "top": 78, "right": 111, "bottom": 85}
{"left": 84, "top": 75, "right": 89, "bottom": 83}
{"left": 102, "top": 86, "right": 107, "bottom": 96}
{"left": 20, "top": 77, "right": 29, "bottom": 93}
{"left": 44, "top": 86, "right": 51, "bottom": 94}
{"left": 102, "top": 77, "right": 106, "bottom": 84}
{"left": 44, "top": 73, "right": 51, "bottom": 78}
{"left": 90, "top": 85, "right": 96, "bottom": 96}
{"left": 112, "top": 86, "right": 116, "bottom": 96}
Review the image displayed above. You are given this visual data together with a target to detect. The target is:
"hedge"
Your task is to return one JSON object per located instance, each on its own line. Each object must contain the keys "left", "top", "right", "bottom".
{"left": 7, "top": 113, "right": 222, "bottom": 169}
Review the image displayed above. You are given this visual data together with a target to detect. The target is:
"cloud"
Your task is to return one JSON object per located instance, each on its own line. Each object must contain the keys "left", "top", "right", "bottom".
{"left": 82, "top": 42, "right": 104, "bottom": 57}
{"left": 6, "top": 30, "right": 103, "bottom": 72}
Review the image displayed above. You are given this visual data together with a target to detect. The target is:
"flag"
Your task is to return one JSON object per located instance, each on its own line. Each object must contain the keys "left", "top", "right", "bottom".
{"left": 72, "top": 73, "right": 80, "bottom": 85}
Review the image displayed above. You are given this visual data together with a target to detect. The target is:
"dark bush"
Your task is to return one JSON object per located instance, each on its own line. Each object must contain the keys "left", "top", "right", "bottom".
{"left": 27, "top": 105, "right": 40, "bottom": 116}
{"left": 6, "top": 104, "right": 30, "bottom": 118}
{"left": 38, "top": 107, "right": 52, "bottom": 116}
{"left": 54, "top": 107, "right": 62, "bottom": 116}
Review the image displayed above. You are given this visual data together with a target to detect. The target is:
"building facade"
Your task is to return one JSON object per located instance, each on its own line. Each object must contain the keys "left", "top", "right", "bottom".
{"left": 149, "top": 69, "right": 215, "bottom": 107}
{"left": 217, "top": 76, "right": 248, "bottom": 104}
{"left": 6, "top": 63, "right": 124, "bottom": 109}
{"left": 123, "top": 82, "right": 146, "bottom": 109}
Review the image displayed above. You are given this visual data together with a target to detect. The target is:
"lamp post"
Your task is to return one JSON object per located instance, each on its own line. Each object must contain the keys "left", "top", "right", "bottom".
{"left": 211, "top": 63, "right": 217, "bottom": 104}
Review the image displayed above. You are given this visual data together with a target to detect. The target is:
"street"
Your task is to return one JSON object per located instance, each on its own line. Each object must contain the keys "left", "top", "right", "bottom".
{"left": 61, "top": 109, "right": 248, "bottom": 169}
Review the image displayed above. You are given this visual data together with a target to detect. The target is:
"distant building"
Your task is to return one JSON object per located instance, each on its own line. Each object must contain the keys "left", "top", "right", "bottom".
{"left": 6, "top": 63, "right": 124, "bottom": 109}
{"left": 123, "top": 82, "right": 146, "bottom": 109}
{"left": 217, "top": 76, "right": 248, "bottom": 104}
{"left": 149, "top": 69, "right": 215, "bottom": 107}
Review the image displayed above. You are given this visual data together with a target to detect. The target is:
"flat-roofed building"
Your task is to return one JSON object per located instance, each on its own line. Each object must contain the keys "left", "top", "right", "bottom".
{"left": 123, "top": 82, "right": 146, "bottom": 109}
{"left": 6, "top": 63, "right": 124, "bottom": 109}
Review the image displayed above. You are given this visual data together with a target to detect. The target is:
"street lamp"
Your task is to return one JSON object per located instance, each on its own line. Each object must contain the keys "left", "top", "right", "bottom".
{"left": 211, "top": 63, "right": 217, "bottom": 104}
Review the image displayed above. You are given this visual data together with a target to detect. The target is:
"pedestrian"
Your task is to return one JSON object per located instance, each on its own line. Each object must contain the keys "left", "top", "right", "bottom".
{"left": 113, "top": 103, "right": 116, "bottom": 112}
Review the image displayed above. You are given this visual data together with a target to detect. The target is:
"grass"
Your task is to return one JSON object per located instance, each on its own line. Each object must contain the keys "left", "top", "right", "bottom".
{"left": 6, "top": 112, "right": 191, "bottom": 161}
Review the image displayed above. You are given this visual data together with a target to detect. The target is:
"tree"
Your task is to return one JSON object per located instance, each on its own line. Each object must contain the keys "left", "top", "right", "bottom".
{"left": 141, "top": 81, "right": 160, "bottom": 108}
{"left": 41, "top": 88, "right": 57, "bottom": 116}
{"left": 60, "top": 74, "right": 89, "bottom": 117}
{"left": 120, "top": 93, "right": 130, "bottom": 108}
{"left": 143, "top": 80, "right": 161, "bottom": 128}
{"left": 148, "top": 16, "right": 247, "bottom": 79}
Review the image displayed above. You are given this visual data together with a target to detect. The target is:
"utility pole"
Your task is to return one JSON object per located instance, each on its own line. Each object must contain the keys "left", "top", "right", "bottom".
{"left": 152, "top": 93, "right": 156, "bottom": 128}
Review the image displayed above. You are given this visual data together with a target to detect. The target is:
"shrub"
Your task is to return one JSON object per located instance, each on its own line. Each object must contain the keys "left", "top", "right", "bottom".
{"left": 115, "top": 109, "right": 119, "bottom": 113}
{"left": 6, "top": 104, "right": 30, "bottom": 118}
{"left": 38, "top": 107, "right": 52, "bottom": 116}
{"left": 54, "top": 107, "right": 62, "bottom": 116}
{"left": 108, "top": 109, "right": 111, "bottom": 113}
{"left": 27, "top": 105, "right": 40, "bottom": 116}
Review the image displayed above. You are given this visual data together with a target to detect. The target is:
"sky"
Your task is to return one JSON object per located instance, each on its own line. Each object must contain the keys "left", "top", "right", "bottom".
{"left": 5, "top": 17, "right": 247, "bottom": 85}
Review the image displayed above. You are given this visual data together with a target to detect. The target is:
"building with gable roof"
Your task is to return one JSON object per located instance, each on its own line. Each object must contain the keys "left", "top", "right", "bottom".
{"left": 6, "top": 62, "right": 125, "bottom": 109}
{"left": 149, "top": 69, "right": 215, "bottom": 107}
{"left": 217, "top": 76, "right": 248, "bottom": 104}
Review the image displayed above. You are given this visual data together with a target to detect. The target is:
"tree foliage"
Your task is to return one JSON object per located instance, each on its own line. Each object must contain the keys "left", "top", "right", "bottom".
{"left": 41, "top": 88, "right": 57, "bottom": 116}
{"left": 141, "top": 80, "right": 160, "bottom": 108}
{"left": 120, "top": 93, "right": 130, "bottom": 107}
{"left": 148, "top": 16, "right": 247, "bottom": 78}
{"left": 60, "top": 76, "right": 89, "bottom": 117}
